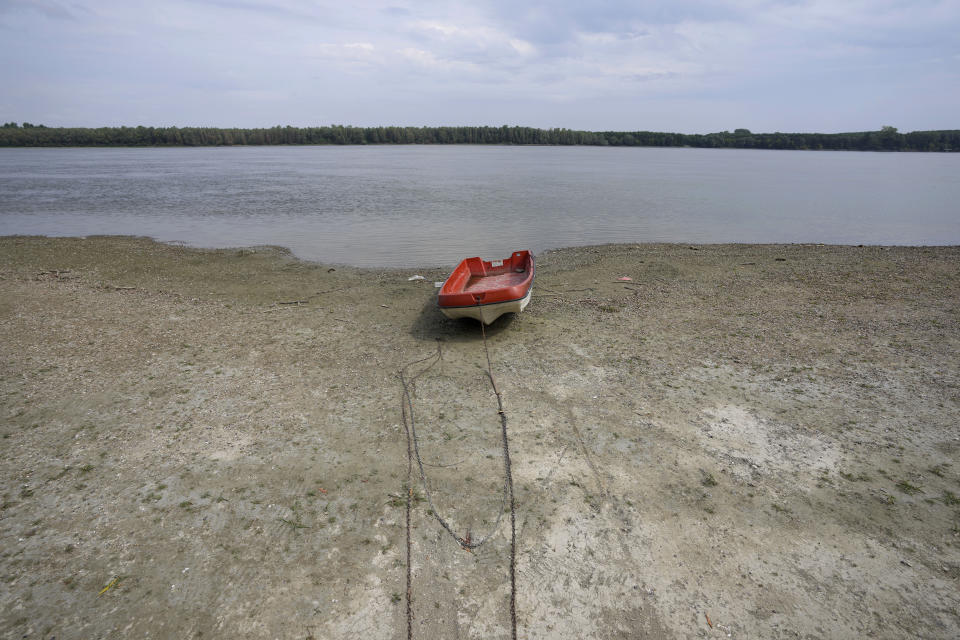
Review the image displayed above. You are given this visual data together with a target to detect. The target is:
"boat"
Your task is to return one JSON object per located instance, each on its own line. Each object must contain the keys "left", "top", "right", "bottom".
{"left": 437, "top": 250, "right": 534, "bottom": 324}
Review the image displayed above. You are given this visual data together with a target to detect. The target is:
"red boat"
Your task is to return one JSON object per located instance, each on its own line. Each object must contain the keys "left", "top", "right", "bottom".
{"left": 437, "top": 250, "right": 535, "bottom": 324}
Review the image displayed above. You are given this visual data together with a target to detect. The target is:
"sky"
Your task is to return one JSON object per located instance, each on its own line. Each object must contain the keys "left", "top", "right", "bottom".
{"left": 0, "top": 0, "right": 958, "bottom": 133}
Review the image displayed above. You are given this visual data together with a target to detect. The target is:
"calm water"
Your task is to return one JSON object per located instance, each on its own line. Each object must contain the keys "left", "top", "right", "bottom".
{"left": 0, "top": 146, "right": 957, "bottom": 267}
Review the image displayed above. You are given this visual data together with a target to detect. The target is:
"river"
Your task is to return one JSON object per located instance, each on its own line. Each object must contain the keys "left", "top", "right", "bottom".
{"left": 0, "top": 145, "right": 956, "bottom": 267}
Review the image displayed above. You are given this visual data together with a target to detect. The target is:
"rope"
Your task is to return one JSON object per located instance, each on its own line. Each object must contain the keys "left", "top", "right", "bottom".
{"left": 481, "top": 320, "right": 518, "bottom": 640}
{"left": 400, "top": 350, "right": 439, "bottom": 640}
{"left": 400, "top": 344, "right": 507, "bottom": 549}
{"left": 405, "top": 396, "right": 413, "bottom": 640}
{"left": 399, "top": 322, "right": 519, "bottom": 640}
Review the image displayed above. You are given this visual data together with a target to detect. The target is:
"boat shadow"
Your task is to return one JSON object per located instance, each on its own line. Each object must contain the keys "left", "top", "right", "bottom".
{"left": 409, "top": 292, "right": 515, "bottom": 343}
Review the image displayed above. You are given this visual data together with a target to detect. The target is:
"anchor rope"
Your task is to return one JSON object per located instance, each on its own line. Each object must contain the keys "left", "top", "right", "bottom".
{"left": 400, "top": 322, "right": 518, "bottom": 639}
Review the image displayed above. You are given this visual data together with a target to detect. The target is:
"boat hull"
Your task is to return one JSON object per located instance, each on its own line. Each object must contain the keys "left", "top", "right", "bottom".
{"left": 437, "top": 250, "right": 534, "bottom": 325}
{"left": 439, "top": 288, "right": 532, "bottom": 324}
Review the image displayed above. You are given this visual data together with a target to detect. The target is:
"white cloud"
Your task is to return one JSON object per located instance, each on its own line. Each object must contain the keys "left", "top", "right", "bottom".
{"left": 509, "top": 39, "right": 535, "bottom": 56}
{"left": 303, "top": 42, "right": 378, "bottom": 61}
{"left": 397, "top": 47, "right": 444, "bottom": 67}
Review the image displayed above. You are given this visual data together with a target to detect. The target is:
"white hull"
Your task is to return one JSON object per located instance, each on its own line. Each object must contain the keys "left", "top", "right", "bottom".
{"left": 440, "top": 289, "right": 532, "bottom": 325}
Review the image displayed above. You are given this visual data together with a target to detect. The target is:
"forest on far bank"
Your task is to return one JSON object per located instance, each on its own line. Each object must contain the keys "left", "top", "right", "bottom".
{"left": 1, "top": 122, "right": 957, "bottom": 151}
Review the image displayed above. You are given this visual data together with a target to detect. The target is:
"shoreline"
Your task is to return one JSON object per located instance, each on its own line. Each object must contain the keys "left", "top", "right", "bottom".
{"left": 2, "top": 236, "right": 958, "bottom": 638}
{"left": 3, "top": 233, "right": 959, "bottom": 271}
{"left": 1, "top": 144, "right": 954, "bottom": 153}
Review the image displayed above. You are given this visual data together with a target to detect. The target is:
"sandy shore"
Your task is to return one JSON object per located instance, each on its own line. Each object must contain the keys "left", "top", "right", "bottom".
{"left": 1, "top": 236, "right": 958, "bottom": 639}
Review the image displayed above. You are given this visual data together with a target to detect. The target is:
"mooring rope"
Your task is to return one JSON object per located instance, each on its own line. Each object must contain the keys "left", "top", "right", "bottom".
{"left": 399, "top": 325, "right": 518, "bottom": 640}
{"left": 481, "top": 320, "right": 519, "bottom": 640}
{"left": 400, "top": 344, "right": 508, "bottom": 551}
{"left": 399, "top": 349, "right": 439, "bottom": 640}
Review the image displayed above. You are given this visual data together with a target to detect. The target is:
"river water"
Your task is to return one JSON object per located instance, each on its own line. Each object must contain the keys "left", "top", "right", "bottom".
{"left": 0, "top": 145, "right": 957, "bottom": 267}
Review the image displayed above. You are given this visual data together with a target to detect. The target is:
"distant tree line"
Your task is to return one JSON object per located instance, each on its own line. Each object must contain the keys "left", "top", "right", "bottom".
{"left": 0, "top": 122, "right": 956, "bottom": 151}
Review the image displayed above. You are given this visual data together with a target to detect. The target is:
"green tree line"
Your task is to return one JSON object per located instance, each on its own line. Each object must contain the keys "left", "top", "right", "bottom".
{"left": 0, "top": 122, "right": 956, "bottom": 151}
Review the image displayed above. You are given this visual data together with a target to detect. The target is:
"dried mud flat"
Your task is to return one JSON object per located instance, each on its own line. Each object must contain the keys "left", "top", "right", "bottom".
{"left": 1, "top": 236, "right": 958, "bottom": 640}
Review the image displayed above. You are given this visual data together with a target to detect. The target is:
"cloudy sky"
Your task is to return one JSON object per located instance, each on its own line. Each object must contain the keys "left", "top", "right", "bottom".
{"left": 1, "top": 0, "right": 957, "bottom": 132}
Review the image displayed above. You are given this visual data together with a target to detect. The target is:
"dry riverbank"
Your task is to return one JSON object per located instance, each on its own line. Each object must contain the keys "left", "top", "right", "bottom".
{"left": 1, "top": 236, "right": 958, "bottom": 639}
